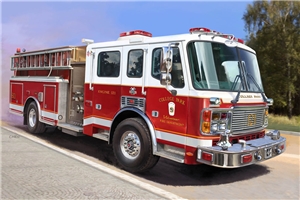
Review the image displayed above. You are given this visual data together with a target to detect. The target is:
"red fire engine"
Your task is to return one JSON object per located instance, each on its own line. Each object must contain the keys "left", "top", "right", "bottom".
{"left": 9, "top": 27, "right": 286, "bottom": 173}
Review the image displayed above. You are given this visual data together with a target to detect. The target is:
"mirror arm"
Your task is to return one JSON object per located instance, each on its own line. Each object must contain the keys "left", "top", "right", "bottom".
{"left": 165, "top": 69, "right": 177, "bottom": 96}
{"left": 167, "top": 85, "right": 177, "bottom": 96}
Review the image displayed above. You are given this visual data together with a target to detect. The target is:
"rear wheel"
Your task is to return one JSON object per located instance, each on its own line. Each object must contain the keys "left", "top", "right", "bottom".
{"left": 26, "top": 102, "right": 46, "bottom": 134}
{"left": 113, "top": 118, "right": 159, "bottom": 173}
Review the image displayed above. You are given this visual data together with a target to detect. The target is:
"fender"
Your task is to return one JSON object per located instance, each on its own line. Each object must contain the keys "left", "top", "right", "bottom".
{"left": 110, "top": 107, "right": 158, "bottom": 154}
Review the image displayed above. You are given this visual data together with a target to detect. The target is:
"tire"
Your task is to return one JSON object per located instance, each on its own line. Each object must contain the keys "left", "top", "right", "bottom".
{"left": 26, "top": 101, "right": 46, "bottom": 134}
{"left": 113, "top": 118, "right": 159, "bottom": 173}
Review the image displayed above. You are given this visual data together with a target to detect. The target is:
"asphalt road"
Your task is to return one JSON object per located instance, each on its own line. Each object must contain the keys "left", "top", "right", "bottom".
{"left": 2, "top": 121, "right": 299, "bottom": 199}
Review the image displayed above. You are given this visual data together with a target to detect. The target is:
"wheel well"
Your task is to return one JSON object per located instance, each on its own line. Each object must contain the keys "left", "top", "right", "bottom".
{"left": 109, "top": 110, "right": 145, "bottom": 144}
{"left": 23, "top": 98, "right": 36, "bottom": 125}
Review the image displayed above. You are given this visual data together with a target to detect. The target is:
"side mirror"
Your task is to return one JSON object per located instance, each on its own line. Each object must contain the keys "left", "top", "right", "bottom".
{"left": 159, "top": 44, "right": 177, "bottom": 96}
{"left": 160, "top": 47, "right": 173, "bottom": 73}
{"left": 160, "top": 73, "right": 172, "bottom": 85}
{"left": 267, "top": 98, "right": 273, "bottom": 106}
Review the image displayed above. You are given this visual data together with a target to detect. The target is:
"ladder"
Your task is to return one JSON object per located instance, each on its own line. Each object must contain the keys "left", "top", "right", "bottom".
{"left": 11, "top": 47, "right": 75, "bottom": 70}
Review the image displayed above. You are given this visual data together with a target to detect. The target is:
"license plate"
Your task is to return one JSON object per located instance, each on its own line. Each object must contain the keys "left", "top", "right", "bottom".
{"left": 265, "top": 147, "right": 273, "bottom": 159}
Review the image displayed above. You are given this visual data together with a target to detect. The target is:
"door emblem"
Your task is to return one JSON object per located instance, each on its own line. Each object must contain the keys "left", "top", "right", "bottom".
{"left": 168, "top": 102, "right": 175, "bottom": 116}
{"left": 129, "top": 87, "right": 137, "bottom": 95}
{"left": 247, "top": 114, "right": 256, "bottom": 126}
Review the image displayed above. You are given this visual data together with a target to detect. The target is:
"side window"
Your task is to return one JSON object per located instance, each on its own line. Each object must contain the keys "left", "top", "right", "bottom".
{"left": 97, "top": 51, "right": 120, "bottom": 77}
{"left": 127, "top": 49, "right": 143, "bottom": 78}
{"left": 152, "top": 48, "right": 162, "bottom": 80}
{"left": 151, "top": 47, "right": 184, "bottom": 88}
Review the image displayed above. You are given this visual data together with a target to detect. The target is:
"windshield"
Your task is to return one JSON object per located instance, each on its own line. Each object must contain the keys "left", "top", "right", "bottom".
{"left": 187, "top": 41, "right": 263, "bottom": 92}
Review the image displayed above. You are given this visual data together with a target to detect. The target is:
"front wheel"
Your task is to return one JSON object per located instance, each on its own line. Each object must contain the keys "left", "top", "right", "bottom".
{"left": 113, "top": 118, "right": 159, "bottom": 173}
{"left": 26, "top": 101, "right": 46, "bottom": 134}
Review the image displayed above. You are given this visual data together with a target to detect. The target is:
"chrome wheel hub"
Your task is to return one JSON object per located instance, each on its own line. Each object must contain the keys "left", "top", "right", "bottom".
{"left": 120, "top": 131, "right": 141, "bottom": 159}
{"left": 28, "top": 108, "right": 36, "bottom": 128}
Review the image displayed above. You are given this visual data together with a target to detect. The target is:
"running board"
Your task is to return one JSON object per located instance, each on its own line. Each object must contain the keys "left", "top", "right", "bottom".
{"left": 155, "top": 144, "right": 185, "bottom": 163}
{"left": 57, "top": 123, "right": 84, "bottom": 137}
{"left": 92, "top": 132, "right": 109, "bottom": 142}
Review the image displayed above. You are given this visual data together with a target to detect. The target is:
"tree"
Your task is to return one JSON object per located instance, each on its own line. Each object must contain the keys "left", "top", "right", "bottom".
{"left": 243, "top": 0, "right": 300, "bottom": 118}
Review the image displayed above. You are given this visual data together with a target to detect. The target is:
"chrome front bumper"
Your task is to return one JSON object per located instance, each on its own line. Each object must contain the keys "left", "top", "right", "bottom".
{"left": 197, "top": 132, "right": 286, "bottom": 168}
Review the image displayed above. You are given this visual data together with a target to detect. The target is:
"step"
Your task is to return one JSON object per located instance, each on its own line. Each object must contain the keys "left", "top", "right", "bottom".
{"left": 155, "top": 144, "right": 185, "bottom": 163}
{"left": 58, "top": 123, "right": 83, "bottom": 136}
{"left": 92, "top": 132, "right": 109, "bottom": 141}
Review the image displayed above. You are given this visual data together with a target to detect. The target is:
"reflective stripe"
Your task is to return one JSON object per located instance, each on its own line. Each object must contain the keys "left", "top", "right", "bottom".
{"left": 83, "top": 117, "right": 212, "bottom": 148}
{"left": 156, "top": 130, "right": 212, "bottom": 148}
{"left": 83, "top": 117, "right": 112, "bottom": 127}
{"left": 41, "top": 110, "right": 58, "bottom": 120}
{"left": 9, "top": 104, "right": 23, "bottom": 112}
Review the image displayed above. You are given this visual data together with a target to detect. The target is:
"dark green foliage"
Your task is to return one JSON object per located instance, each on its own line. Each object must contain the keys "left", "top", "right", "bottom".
{"left": 243, "top": 0, "right": 300, "bottom": 118}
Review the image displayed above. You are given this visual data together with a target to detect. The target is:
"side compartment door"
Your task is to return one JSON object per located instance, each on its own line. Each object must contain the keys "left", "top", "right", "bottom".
{"left": 10, "top": 82, "right": 24, "bottom": 115}
{"left": 42, "top": 84, "right": 57, "bottom": 124}
{"left": 68, "top": 64, "right": 85, "bottom": 126}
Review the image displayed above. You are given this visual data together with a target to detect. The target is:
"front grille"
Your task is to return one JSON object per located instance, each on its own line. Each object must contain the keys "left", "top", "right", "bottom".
{"left": 231, "top": 107, "right": 265, "bottom": 133}
{"left": 121, "top": 96, "right": 145, "bottom": 112}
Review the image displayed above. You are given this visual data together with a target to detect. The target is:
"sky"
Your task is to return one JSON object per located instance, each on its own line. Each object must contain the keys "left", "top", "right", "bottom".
{"left": 0, "top": 0, "right": 253, "bottom": 122}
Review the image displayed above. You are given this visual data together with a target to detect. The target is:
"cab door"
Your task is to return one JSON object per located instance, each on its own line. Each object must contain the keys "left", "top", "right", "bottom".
{"left": 146, "top": 42, "right": 189, "bottom": 147}
{"left": 121, "top": 45, "right": 148, "bottom": 99}
{"left": 83, "top": 47, "right": 122, "bottom": 135}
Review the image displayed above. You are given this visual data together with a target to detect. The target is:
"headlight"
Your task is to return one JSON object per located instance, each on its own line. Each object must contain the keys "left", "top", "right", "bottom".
{"left": 201, "top": 109, "right": 231, "bottom": 135}
{"left": 211, "top": 123, "right": 218, "bottom": 132}
{"left": 219, "top": 123, "right": 226, "bottom": 130}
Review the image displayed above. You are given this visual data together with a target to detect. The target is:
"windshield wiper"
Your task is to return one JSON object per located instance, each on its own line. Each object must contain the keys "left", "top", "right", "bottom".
{"left": 231, "top": 76, "right": 242, "bottom": 104}
{"left": 246, "top": 73, "right": 267, "bottom": 103}
{"left": 241, "top": 61, "right": 267, "bottom": 103}
{"left": 231, "top": 75, "right": 240, "bottom": 91}
{"left": 231, "top": 62, "right": 244, "bottom": 104}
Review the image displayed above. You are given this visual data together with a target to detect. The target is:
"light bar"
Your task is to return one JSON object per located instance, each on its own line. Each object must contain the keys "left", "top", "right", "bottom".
{"left": 222, "top": 35, "right": 244, "bottom": 44}
{"left": 231, "top": 37, "right": 244, "bottom": 44}
{"left": 120, "top": 30, "right": 152, "bottom": 37}
{"left": 189, "top": 27, "right": 244, "bottom": 44}
{"left": 189, "top": 27, "right": 211, "bottom": 33}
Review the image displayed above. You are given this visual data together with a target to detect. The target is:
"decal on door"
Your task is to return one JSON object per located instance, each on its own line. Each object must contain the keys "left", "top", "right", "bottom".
{"left": 168, "top": 102, "right": 175, "bottom": 116}
{"left": 129, "top": 87, "right": 137, "bottom": 95}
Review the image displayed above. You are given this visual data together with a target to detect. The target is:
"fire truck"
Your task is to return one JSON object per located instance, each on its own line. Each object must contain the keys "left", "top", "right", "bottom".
{"left": 9, "top": 27, "right": 286, "bottom": 173}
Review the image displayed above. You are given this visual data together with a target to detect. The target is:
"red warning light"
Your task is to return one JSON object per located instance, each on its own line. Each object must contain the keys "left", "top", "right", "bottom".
{"left": 120, "top": 30, "right": 152, "bottom": 37}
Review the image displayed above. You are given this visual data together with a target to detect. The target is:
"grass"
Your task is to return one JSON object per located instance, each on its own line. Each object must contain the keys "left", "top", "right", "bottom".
{"left": 267, "top": 114, "right": 300, "bottom": 132}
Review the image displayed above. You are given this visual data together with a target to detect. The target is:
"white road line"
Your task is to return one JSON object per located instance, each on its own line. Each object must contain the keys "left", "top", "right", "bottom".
{"left": 1, "top": 125, "right": 186, "bottom": 200}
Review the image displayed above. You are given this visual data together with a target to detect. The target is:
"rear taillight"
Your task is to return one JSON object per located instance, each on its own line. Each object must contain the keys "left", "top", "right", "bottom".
{"left": 197, "top": 149, "right": 213, "bottom": 162}
{"left": 202, "top": 152, "right": 213, "bottom": 161}
{"left": 241, "top": 154, "right": 253, "bottom": 164}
